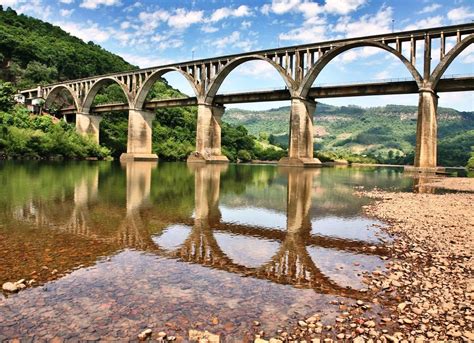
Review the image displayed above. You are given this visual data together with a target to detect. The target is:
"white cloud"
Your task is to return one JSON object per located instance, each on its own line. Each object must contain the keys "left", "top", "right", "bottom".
{"left": 298, "top": 2, "right": 323, "bottom": 18}
{"left": 333, "top": 5, "right": 393, "bottom": 38}
{"left": 270, "top": 0, "right": 301, "bottom": 15}
{"left": 0, "top": 0, "right": 22, "bottom": 5}
{"left": 201, "top": 25, "right": 219, "bottom": 33}
{"left": 404, "top": 16, "right": 443, "bottom": 31}
{"left": 447, "top": 7, "right": 474, "bottom": 24}
{"left": 241, "top": 20, "right": 252, "bottom": 29}
{"left": 123, "top": 1, "right": 141, "bottom": 12}
{"left": 209, "top": 5, "right": 252, "bottom": 22}
{"left": 332, "top": 47, "right": 382, "bottom": 64}
{"left": 374, "top": 70, "right": 391, "bottom": 79}
{"left": 118, "top": 53, "right": 174, "bottom": 68}
{"left": 418, "top": 3, "right": 441, "bottom": 14}
{"left": 279, "top": 25, "right": 326, "bottom": 43}
{"left": 4, "top": 0, "right": 51, "bottom": 20}
{"left": 60, "top": 8, "right": 74, "bottom": 17}
{"left": 80, "top": 0, "right": 120, "bottom": 10}
{"left": 59, "top": 0, "right": 74, "bottom": 3}
{"left": 214, "top": 31, "right": 254, "bottom": 51}
{"left": 261, "top": 0, "right": 364, "bottom": 16}
{"left": 237, "top": 60, "right": 281, "bottom": 80}
{"left": 324, "top": 0, "right": 366, "bottom": 15}
{"left": 168, "top": 8, "right": 204, "bottom": 29}
{"left": 55, "top": 21, "right": 111, "bottom": 43}
{"left": 120, "top": 21, "right": 130, "bottom": 29}
{"left": 138, "top": 9, "right": 169, "bottom": 30}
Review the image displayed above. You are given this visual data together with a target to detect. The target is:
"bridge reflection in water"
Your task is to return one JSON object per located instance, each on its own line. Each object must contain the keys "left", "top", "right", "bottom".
{"left": 0, "top": 162, "right": 406, "bottom": 339}
{"left": 64, "top": 162, "right": 388, "bottom": 299}
{"left": 2, "top": 162, "right": 393, "bottom": 298}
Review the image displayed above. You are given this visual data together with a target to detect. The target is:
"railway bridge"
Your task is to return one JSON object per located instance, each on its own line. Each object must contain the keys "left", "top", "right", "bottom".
{"left": 18, "top": 24, "right": 474, "bottom": 171}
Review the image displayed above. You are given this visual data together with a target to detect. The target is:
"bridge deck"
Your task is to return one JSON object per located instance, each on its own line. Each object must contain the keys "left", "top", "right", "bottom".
{"left": 57, "top": 76, "right": 474, "bottom": 114}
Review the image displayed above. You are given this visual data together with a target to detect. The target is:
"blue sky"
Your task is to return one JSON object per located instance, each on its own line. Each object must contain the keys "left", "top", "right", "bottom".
{"left": 1, "top": 0, "right": 473, "bottom": 111}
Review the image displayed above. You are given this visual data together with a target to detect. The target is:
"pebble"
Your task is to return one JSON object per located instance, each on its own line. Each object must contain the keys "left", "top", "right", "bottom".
{"left": 2, "top": 282, "right": 18, "bottom": 293}
{"left": 364, "top": 320, "right": 376, "bottom": 328}
{"left": 138, "top": 329, "right": 152, "bottom": 340}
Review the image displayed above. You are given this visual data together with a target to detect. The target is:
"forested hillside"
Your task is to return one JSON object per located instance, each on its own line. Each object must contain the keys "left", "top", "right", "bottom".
{"left": 0, "top": 7, "right": 277, "bottom": 161}
{"left": 225, "top": 104, "right": 474, "bottom": 167}
{"left": 0, "top": 6, "right": 133, "bottom": 88}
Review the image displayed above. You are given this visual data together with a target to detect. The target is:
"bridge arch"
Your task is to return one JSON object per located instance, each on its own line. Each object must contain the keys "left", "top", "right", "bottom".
{"left": 133, "top": 67, "right": 199, "bottom": 109}
{"left": 44, "top": 85, "right": 80, "bottom": 112}
{"left": 298, "top": 41, "right": 424, "bottom": 98}
{"left": 430, "top": 34, "right": 474, "bottom": 90}
{"left": 81, "top": 77, "right": 132, "bottom": 113}
{"left": 204, "top": 55, "right": 297, "bottom": 104}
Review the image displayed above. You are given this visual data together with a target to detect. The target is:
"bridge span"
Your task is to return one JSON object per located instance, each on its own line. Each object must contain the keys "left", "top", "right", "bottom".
{"left": 18, "top": 24, "right": 474, "bottom": 171}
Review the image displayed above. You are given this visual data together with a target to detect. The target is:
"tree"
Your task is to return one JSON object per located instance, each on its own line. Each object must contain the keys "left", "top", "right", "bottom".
{"left": 0, "top": 80, "right": 15, "bottom": 111}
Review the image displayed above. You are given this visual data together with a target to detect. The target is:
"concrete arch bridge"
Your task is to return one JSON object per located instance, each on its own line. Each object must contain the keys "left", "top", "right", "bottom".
{"left": 18, "top": 24, "right": 474, "bottom": 171}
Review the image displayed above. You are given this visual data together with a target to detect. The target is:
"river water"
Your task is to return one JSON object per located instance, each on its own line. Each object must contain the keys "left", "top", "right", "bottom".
{"left": 0, "top": 161, "right": 415, "bottom": 341}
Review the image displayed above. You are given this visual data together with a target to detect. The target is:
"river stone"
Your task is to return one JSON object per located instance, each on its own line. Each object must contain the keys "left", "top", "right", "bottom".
{"left": 137, "top": 329, "right": 152, "bottom": 340}
{"left": 2, "top": 282, "right": 18, "bottom": 292}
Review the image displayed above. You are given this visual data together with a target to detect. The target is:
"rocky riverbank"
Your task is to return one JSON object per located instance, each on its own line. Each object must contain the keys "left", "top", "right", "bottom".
{"left": 259, "top": 177, "right": 473, "bottom": 342}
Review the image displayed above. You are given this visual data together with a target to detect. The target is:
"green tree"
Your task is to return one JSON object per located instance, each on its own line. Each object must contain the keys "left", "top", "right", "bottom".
{"left": 0, "top": 80, "right": 15, "bottom": 111}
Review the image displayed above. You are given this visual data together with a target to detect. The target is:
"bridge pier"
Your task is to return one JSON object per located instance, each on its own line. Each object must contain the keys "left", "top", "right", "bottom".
{"left": 120, "top": 109, "right": 158, "bottom": 162}
{"left": 279, "top": 98, "right": 322, "bottom": 167}
{"left": 406, "top": 89, "right": 440, "bottom": 173}
{"left": 76, "top": 113, "right": 102, "bottom": 144}
{"left": 187, "top": 103, "right": 229, "bottom": 164}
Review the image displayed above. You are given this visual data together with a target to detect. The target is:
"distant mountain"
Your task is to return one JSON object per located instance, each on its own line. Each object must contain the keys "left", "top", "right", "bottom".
{"left": 224, "top": 104, "right": 474, "bottom": 167}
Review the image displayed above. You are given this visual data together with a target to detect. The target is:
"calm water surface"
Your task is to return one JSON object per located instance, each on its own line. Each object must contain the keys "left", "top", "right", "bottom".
{"left": 0, "top": 162, "right": 415, "bottom": 341}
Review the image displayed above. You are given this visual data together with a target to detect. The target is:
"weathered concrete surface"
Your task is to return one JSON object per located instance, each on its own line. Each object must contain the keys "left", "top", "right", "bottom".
{"left": 75, "top": 113, "right": 102, "bottom": 144}
{"left": 279, "top": 98, "right": 322, "bottom": 167}
{"left": 412, "top": 89, "right": 438, "bottom": 172}
{"left": 120, "top": 109, "right": 158, "bottom": 162}
{"left": 187, "top": 104, "right": 229, "bottom": 164}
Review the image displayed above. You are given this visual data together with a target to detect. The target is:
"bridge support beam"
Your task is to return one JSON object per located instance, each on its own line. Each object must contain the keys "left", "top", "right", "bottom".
{"left": 187, "top": 103, "right": 229, "bottom": 164}
{"left": 406, "top": 89, "right": 440, "bottom": 173}
{"left": 76, "top": 113, "right": 102, "bottom": 144}
{"left": 279, "top": 98, "right": 322, "bottom": 167}
{"left": 120, "top": 109, "right": 158, "bottom": 162}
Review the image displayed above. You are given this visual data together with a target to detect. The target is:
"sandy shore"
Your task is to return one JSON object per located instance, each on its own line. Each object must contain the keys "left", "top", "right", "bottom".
{"left": 259, "top": 178, "right": 473, "bottom": 343}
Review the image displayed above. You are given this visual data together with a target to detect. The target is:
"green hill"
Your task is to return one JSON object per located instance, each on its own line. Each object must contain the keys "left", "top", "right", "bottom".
{"left": 0, "top": 6, "right": 133, "bottom": 88}
{"left": 224, "top": 104, "right": 474, "bottom": 167}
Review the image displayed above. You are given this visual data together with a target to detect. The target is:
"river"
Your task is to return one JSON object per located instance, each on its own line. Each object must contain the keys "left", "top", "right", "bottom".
{"left": 0, "top": 161, "right": 415, "bottom": 341}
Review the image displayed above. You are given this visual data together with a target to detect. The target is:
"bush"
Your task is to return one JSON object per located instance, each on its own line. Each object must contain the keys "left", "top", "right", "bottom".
{"left": 0, "top": 106, "right": 110, "bottom": 159}
{"left": 237, "top": 149, "right": 252, "bottom": 162}
{"left": 467, "top": 152, "right": 474, "bottom": 170}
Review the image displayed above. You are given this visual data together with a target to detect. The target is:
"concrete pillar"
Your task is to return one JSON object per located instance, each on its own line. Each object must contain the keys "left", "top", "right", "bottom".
{"left": 187, "top": 103, "right": 229, "bottom": 164}
{"left": 120, "top": 108, "right": 158, "bottom": 161}
{"left": 279, "top": 98, "right": 322, "bottom": 167}
{"left": 76, "top": 113, "right": 102, "bottom": 144}
{"left": 412, "top": 89, "right": 438, "bottom": 172}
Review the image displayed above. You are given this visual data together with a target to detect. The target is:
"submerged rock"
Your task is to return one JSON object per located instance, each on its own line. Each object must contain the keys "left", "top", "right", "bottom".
{"left": 2, "top": 282, "right": 18, "bottom": 293}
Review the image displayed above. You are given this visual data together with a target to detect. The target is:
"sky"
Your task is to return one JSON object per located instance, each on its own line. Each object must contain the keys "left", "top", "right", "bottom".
{"left": 1, "top": 0, "right": 473, "bottom": 111}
